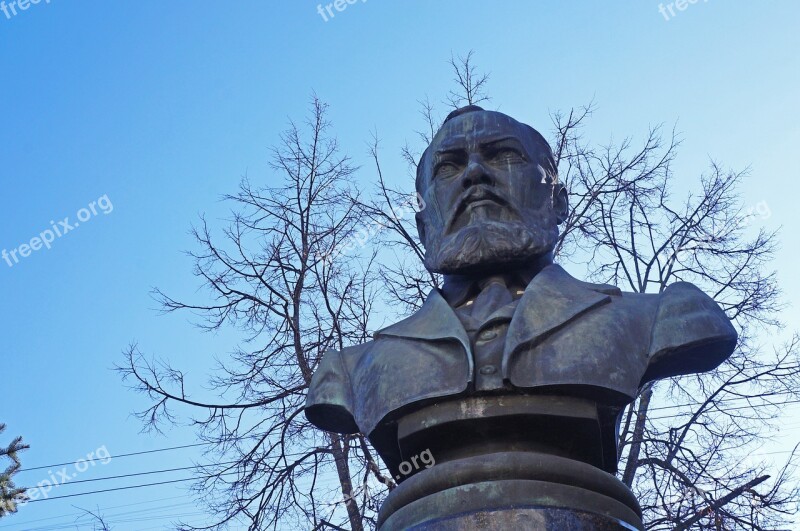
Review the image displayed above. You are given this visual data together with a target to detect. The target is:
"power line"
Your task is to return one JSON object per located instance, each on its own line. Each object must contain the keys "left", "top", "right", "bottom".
{"left": 0, "top": 495, "right": 191, "bottom": 528}
{"left": 14, "top": 501, "right": 202, "bottom": 531}
{"left": 18, "top": 439, "right": 324, "bottom": 475}
{"left": 25, "top": 475, "right": 214, "bottom": 504}
{"left": 647, "top": 389, "right": 800, "bottom": 413}
{"left": 18, "top": 442, "right": 211, "bottom": 473}
{"left": 24, "top": 509, "right": 209, "bottom": 531}
{"left": 44, "top": 461, "right": 238, "bottom": 488}
{"left": 62, "top": 463, "right": 202, "bottom": 486}
{"left": 648, "top": 398, "right": 800, "bottom": 421}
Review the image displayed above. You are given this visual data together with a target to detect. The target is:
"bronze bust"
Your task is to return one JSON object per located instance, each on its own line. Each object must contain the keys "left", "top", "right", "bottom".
{"left": 306, "top": 106, "right": 737, "bottom": 530}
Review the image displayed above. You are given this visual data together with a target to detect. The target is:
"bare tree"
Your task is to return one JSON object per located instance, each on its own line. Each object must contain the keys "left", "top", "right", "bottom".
{"left": 550, "top": 105, "right": 799, "bottom": 529}
{"left": 77, "top": 506, "right": 113, "bottom": 530}
{"left": 352, "top": 133, "right": 437, "bottom": 316}
{"left": 445, "top": 50, "right": 490, "bottom": 109}
{"left": 120, "top": 95, "right": 391, "bottom": 530}
{"left": 122, "top": 54, "right": 799, "bottom": 530}
{"left": 0, "top": 423, "right": 27, "bottom": 517}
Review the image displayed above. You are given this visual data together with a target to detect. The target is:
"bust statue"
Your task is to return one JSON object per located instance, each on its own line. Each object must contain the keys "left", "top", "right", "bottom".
{"left": 305, "top": 106, "right": 737, "bottom": 530}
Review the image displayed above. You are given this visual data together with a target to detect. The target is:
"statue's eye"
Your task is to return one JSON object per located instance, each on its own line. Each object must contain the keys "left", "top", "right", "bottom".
{"left": 493, "top": 148, "right": 524, "bottom": 164}
{"left": 434, "top": 162, "right": 459, "bottom": 178}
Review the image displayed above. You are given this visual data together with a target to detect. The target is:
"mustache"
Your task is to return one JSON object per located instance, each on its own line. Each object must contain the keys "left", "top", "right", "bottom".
{"left": 446, "top": 186, "right": 514, "bottom": 231}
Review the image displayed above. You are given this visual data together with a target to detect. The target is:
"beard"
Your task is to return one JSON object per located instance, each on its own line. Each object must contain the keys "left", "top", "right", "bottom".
{"left": 423, "top": 214, "right": 559, "bottom": 275}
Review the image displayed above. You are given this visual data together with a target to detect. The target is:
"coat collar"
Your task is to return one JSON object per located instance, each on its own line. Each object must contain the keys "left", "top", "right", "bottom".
{"left": 375, "top": 285, "right": 474, "bottom": 383}
{"left": 375, "top": 287, "right": 472, "bottom": 356}
{"left": 501, "top": 264, "right": 615, "bottom": 375}
{"left": 374, "top": 264, "right": 619, "bottom": 381}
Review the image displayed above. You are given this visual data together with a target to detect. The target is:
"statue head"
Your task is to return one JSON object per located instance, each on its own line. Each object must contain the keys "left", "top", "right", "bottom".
{"left": 415, "top": 106, "right": 569, "bottom": 275}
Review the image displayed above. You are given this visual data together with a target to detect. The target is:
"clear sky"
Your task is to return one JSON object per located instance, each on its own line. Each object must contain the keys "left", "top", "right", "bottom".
{"left": 1, "top": 1, "right": 799, "bottom": 529}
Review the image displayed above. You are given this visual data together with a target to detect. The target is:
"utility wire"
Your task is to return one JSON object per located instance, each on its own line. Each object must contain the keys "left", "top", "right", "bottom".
{"left": 16, "top": 502, "right": 203, "bottom": 531}
{"left": 24, "top": 474, "right": 227, "bottom": 503}
{"left": 0, "top": 495, "right": 191, "bottom": 528}
{"left": 19, "top": 442, "right": 210, "bottom": 473}
{"left": 648, "top": 397, "right": 800, "bottom": 421}
{"left": 29, "top": 461, "right": 239, "bottom": 488}
{"left": 647, "top": 389, "right": 800, "bottom": 413}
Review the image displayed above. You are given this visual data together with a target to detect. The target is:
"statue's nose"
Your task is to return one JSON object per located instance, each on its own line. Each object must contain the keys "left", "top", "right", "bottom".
{"left": 462, "top": 161, "right": 493, "bottom": 188}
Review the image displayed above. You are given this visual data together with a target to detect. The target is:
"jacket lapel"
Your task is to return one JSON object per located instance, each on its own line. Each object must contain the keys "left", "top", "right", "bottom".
{"left": 502, "top": 265, "right": 614, "bottom": 377}
{"left": 375, "top": 289, "right": 473, "bottom": 381}
{"left": 373, "top": 266, "right": 617, "bottom": 386}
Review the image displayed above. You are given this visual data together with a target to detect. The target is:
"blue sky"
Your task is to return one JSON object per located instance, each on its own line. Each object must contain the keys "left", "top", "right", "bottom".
{"left": 1, "top": 1, "right": 799, "bottom": 528}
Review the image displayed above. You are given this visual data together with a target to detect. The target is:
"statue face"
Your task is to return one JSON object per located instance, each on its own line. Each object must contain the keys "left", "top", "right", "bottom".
{"left": 416, "top": 111, "right": 567, "bottom": 275}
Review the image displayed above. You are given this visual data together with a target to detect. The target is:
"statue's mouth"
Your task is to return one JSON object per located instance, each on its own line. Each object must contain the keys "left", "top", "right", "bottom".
{"left": 466, "top": 198, "right": 498, "bottom": 209}
{"left": 448, "top": 188, "right": 511, "bottom": 232}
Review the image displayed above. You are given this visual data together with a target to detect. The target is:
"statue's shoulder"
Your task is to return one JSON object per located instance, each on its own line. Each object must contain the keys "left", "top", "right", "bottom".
{"left": 642, "top": 281, "right": 738, "bottom": 383}
{"left": 336, "top": 341, "right": 374, "bottom": 372}
{"left": 305, "top": 342, "right": 373, "bottom": 435}
{"left": 312, "top": 341, "right": 374, "bottom": 379}
{"left": 654, "top": 281, "right": 733, "bottom": 329}
{"left": 566, "top": 274, "right": 660, "bottom": 313}
{"left": 340, "top": 340, "right": 373, "bottom": 358}
{"left": 571, "top": 277, "right": 623, "bottom": 297}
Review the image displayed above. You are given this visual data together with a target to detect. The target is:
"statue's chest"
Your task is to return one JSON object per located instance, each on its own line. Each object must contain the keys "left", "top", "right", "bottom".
{"left": 350, "top": 304, "right": 651, "bottom": 436}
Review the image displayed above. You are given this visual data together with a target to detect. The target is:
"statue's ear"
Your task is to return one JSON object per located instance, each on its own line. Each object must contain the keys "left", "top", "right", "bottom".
{"left": 554, "top": 184, "right": 569, "bottom": 225}
{"left": 415, "top": 211, "right": 426, "bottom": 246}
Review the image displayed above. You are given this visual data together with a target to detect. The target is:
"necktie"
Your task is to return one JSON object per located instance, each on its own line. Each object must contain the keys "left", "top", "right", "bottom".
{"left": 469, "top": 277, "right": 513, "bottom": 323}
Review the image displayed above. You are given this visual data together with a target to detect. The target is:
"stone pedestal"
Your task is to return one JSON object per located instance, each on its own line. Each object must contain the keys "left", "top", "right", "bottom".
{"left": 383, "top": 505, "right": 639, "bottom": 531}
{"left": 377, "top": 453, "right": 643, "bottom": 531}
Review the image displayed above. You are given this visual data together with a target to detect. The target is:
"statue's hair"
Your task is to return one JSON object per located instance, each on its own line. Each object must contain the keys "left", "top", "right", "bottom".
{"left": 443, "top": 104, "right": 487, "bottom": 124}
{"left": 416, "top": 106, "right": 559, "bottom": 193}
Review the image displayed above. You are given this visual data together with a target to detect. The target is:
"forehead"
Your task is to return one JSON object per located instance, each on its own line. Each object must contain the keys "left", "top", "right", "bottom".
{"left": 431, "top": 111, "right": 530, "bottom": 151}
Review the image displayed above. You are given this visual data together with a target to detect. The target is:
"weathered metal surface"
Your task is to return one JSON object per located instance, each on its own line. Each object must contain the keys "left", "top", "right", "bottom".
{"left": 305, "top": 106, "right": 738, "bottom": 529}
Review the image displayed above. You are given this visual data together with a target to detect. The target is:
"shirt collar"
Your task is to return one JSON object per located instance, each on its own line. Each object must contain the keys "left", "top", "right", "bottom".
{"left": 441, "top": 269, "right": 536, "bottom": 308}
